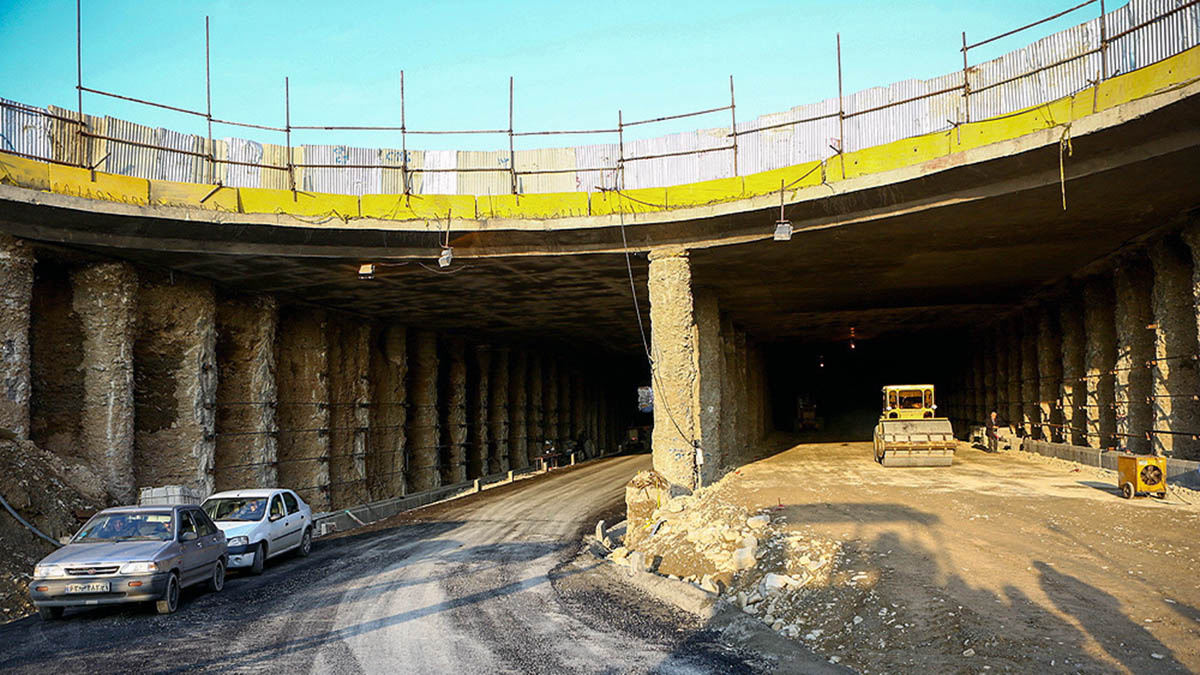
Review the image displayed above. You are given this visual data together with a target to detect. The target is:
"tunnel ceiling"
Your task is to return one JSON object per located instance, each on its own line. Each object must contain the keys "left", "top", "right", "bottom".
{"left": 689, "top": 142, "right": 1199, "bottom": 344}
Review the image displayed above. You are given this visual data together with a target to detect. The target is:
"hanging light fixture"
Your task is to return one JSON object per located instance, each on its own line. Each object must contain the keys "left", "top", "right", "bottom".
{"left": 773, "top": 178, "right": 792, "bottom": 241}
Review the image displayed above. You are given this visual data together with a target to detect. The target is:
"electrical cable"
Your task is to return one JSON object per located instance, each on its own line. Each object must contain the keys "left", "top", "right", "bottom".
{"left": 0, "top": 490, "right": 62, "bottom": 548}
{"left": 615, "top": 191, "right": 696, "bottom": 451}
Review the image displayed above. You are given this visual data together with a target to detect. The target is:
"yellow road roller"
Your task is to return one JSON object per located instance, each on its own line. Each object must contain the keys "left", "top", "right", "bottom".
{"left": 873, "top": 384, "right": 956, "bottom": 467}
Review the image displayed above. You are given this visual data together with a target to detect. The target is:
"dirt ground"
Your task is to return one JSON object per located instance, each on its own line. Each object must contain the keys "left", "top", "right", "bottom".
{"left": 700, "top": 436, "right": 1200, "bottom": 674}
{"left": 0, "top": 439, "right": 105, "bottom": 620}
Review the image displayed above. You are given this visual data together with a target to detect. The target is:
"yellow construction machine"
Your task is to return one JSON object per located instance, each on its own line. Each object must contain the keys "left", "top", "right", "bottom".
{"left": 873, "top": 384, "right": 956, "bottom": 467}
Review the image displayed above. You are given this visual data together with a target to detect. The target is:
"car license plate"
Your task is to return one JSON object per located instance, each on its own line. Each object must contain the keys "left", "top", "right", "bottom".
{"left": 65, "top": 582, "right": 110, "bottom": 594}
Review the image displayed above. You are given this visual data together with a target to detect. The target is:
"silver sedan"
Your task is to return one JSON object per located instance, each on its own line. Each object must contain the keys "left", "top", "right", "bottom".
{"left": 29, "top": 504, "right": 227, "bottom": 618}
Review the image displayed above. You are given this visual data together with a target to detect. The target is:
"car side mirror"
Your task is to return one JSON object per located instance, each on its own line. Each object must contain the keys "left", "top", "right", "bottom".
{"left": 181, "top": 531, "right": 198, "bottom": 542}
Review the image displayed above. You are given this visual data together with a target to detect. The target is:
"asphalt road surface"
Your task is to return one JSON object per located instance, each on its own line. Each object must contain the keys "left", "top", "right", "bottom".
{"left": 0, "top": 455, "right": 769, "bottom": 674}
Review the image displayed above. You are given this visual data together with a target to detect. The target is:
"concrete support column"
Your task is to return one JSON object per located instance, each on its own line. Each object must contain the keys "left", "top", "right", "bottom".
{"left": 508, "top": 350, "right": 528, "bottom": 470}
{"left": 1180, "top": 225, "right": 1200, "bottom": 460}
{"left": 467, "top": 345, "right": 490, "bottom": 479}
{"left": 646, "top": 249, "right": 724, "bottom": 492}
{"left": 544, "top": 358, "right": 559, "bottom": 448}
{"left": 1006, "top": 321, "right": 1022, "bottom": 430}
{"left": 1060, "top": 292, "right": 1087, "bottom": 446}
{"left": 327, "top": 318, "right": 369, "bottom": 508}
{"left": 1113, "top": 259, "right": 1155, "bottom": 454}
{"left": 30, "top": 263, "right": 79, "bottom": 461}
{"left": 526, "top": 352, "right": 542, "bottom": 463}
{"left": 214, "top": 294, "right": 278, "bottom": 492}
{"left": 1150, "top": 237, "right": 1200, "bottom": 458}
{"left": 442, "top": 337, "right": 468, "bottom": 485}
{"left": 571, "top": 369, "right": 586, "bottom": 445}
{"left": 134, "top": 275, "right": 217, "bottom": 496}
{"left": 407, "top": 330, "right": 440, "bottom": 492}
{"left": 982, "top": 329, "right": 997, "bottom": 419}
{"left": 1083, "top": 277, "right": 1117, "bottom": 449}
{"left": 1037, "top": 305, "right": 1063, "bottom": 442}
{"left": 1020, "top": 312, "right": 1039, "bottom": 436}
{"left": 719, "top": 316, "right": 736, "bottom": 464}
{"left": 733, "top": 329, "right": 748, "bottom": 462}
{"left": 972, "top": 335, "right": 986, "bottom": 425}
{"left": 488, "top": 348, "right": 510, "bottom": 473}
{"left": 0, "top": 235, "right": 33, "bottom": 439}
{"left": 368, "top": 325, "right": 407, "bottom": 499}
{"left": 557, "top": 362, "right": 571, "bottom": 444}
{"left": 73, "top": 262, "right": 138, "bottom": 502}
{"left": 276, "top": 308, "right": 331, "bottom": 511}
{"left": 694, "top": 294, "right": 723, "bottom": 479}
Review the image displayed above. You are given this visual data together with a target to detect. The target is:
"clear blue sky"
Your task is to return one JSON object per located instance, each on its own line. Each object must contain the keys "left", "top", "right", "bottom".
{"left": 0, "top": 0, "right": 1120, "bottom": 150}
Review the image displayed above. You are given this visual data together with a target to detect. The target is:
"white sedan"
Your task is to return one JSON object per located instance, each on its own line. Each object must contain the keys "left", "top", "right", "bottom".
{"left": 201, "top": 489, "right": 313, "bottom": 574}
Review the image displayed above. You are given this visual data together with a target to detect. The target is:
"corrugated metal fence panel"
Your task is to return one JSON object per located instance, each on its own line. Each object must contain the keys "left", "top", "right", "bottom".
{"left": 420, "top": 150, "right": 457, "bottom": 195}
{"left": 221, "top": 137, "right": 263, "bottom": 188}
{"left": 85, "top": 114, "right": 109, "bottom": 172}
{"left": 1107, "top": 0, "right": 1200, "bottom": 78}
{"left": 844, "top": 75, "right": 960, "bottom": 153}
{"left": 46, "top": 105, "right": 86, "bottom": 166}
{"left": 926, "top": 72, "right": 966, "bottom": 134}
{"left": 379, "top": 147, "right": 424, "bottom": 194}
{"left": 968, "top": 18, "right": 1101, "bottom": 121}
{"left": 622, "top": 127, "right": 732, "bottom": 189}
{"left": 514, "top": 146, "right": 576, "bottom": 193}
{"left": 455, "top": 150, "right": 511, "bottom": 196}
{"left": 574, "top": 143, "right": 619, "bottom": 193}
{"left": 207, "top": 138, "right": 228, "bottom": 183}
{"left": 736, "top": 108, "right": 797, "bottom": 175}
{"left": 261, "top": 143, "right": 296, "bottom": 191}
{"left": 105, "top": 117, "right": 158, "bottom": 179}
{"left": 301, "top": 144, "right": 380, "bottom": 195}
{"left": 0, "top": 98, "right": 52, "bottom": 161}
{"left": 791, "top": 97, "right": 841, "bottom": 164}
{"left": 155, "top": 128, "right": 205, "bottom": 183}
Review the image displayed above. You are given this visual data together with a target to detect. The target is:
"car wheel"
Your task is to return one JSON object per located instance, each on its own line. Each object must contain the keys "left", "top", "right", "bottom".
{"left": 298, "top": 528, "right": 312, "bottom": 558}
{"left": 156, "top": 573, "right": 180, "bottom": 615}
{"left": 250, "top": 542, "right": 265, "bottom": 575}
{"left": 208, "top": 559, "right": 226, "bottom": 592}
{"left": 37, "top": 606, "right": 63, "bottom": 621}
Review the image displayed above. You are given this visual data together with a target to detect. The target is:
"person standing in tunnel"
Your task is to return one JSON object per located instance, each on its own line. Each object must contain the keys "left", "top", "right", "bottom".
{"left": 986, "top": 410, "right": 1000, "bottom": 453}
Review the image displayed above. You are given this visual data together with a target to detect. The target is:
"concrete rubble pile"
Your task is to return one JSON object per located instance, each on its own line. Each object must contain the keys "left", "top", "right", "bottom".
{"left": 612, "top": 470, "right": 872, "bottom": 644}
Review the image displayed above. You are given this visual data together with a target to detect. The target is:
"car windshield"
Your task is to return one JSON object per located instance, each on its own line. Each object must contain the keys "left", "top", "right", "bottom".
{"left": 203, "top": 497, "right": 268, "bottom": 522}
{"left": 74, "top": 512, "right": 174, "bottom": 542}
{"left": 899, "top": 390, "right": 925, "bottom": 409}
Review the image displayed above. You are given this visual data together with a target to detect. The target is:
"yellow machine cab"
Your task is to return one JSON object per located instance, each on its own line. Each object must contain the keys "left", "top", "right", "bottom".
{"left": 880, "top": 384, "right": 938, "bottom": 420}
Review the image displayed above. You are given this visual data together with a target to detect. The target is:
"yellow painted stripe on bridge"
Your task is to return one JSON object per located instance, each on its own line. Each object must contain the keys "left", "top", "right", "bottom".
{"left": 360, "top": 193, "right": 477, "bottom": 220}
{"left": 477, "top": 192, "right": 591, "bottom": 219}
{"left": 0, "top": 152, "right": 51, "bottom": 191}
{"left": 239, "top": 187, "right": 360, "bottom": 220}
{"left": 49, "top": 164, "right": 149, "bottom": 206}
{"left": 150, "top": 179, "right": 239, "bottom": 212}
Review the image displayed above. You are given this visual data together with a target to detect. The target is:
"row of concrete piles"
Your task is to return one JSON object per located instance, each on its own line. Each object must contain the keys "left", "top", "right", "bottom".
{"left": 940, "top": 226, "right": 1200, "bottom": 460}
{"left": 645, "top": 248, "right": 774, "bottom": 495}
{"left": 0, "top": 236, "right": 627, "bottom": 511}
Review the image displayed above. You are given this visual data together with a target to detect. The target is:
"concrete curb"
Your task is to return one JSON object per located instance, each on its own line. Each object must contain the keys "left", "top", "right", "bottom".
{"left": 1021, "top": 439, "right": 1200, "bottom": 490}
{"left": 312, "top": 450, "right": 604, "bottom": 536}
